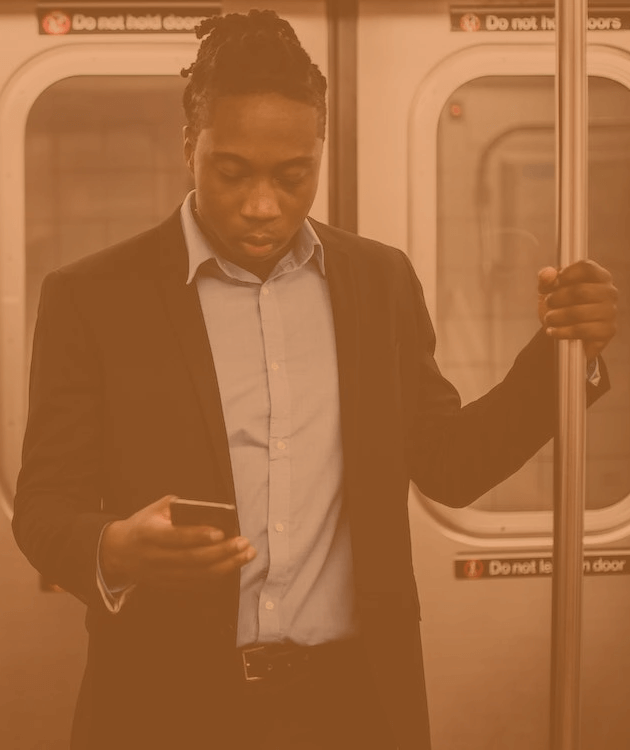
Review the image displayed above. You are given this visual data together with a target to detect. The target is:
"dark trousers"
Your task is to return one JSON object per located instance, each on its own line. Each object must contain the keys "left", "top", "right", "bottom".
{"left": 230, "top": 640, "right": 398, "bottom": 750}
{"left": 72, "top": 636, "right": 429, "bottom": 749}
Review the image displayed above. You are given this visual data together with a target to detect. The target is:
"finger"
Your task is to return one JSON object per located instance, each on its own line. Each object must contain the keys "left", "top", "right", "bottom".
{"left": 544, "top": 320, "right": 617, "bottom": 342}
{"left": 202, "top": 545, "right": 257, "bottom": 577}
{"left": 152, "top": 525, "right": 227, "bottom": 549}
{"left": 544, "top": 301, "right": 617, "bottom": 328}
{"left": 557, "top": 259, "right": 612, "bottom": 285}
{"left": 136, "top": 513, "right": 229, "bottom": 549}
{"left": 144, "top": 494, "right": 179, "bottom": 520}
{"left": 545, "top": 282, "right": 618, "bottom": 309}
{"left": 143, "top": 545, "right": 257, "bottom": 586}
{"left": 145, "top": 537, "right": 253, "bottom": 568}
{"left": 131, "top": 494, "right": 180, "bottom": 527}
{"left": 538, "top": 266, "right": 560, "bottom": 294}
{"left": 176, "top": 537, "right": 253, "bottom": 567}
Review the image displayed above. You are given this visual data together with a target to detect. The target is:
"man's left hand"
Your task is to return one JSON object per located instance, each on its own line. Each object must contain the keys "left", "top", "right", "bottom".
{"left": 538, "top": 259, "right": 618, "bottom": 364}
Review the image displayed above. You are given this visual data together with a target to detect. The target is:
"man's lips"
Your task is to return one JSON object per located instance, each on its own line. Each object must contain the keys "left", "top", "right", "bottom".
{"left": 243, "top": 235, "right": 275, "bottom": 246}
{"left": 240, "top": 236, "right": 277, "bottom": 256}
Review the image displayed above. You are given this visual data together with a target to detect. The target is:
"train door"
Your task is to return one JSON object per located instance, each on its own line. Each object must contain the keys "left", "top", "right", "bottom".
{"left": 358, "top": 3, "right": 630, "bottom": 749}
{"left": 0, "top": 4, "right": 328, "bottom": 748}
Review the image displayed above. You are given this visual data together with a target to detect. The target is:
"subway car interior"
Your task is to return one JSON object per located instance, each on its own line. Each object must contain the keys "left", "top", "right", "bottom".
{"left": 0, "top": 0, "right": 628, "bottom": 748}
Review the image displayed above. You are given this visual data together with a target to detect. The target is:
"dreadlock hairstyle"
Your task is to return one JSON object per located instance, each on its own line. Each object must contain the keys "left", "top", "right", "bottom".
{"left": 181, "top": 10, "right": 327, "bottom": 140}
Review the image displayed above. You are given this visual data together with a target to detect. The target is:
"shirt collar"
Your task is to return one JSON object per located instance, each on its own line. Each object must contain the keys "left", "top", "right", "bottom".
{"left": 180, "top": 190, "right": 325, "bottom": 285}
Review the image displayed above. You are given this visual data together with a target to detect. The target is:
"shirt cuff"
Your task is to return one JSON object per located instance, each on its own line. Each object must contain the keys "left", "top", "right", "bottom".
{"left": 587, "top": 358, "right": 602, "bottom": 387}
{"left": 96, "top": 523, "right": 135, "bottom": 613}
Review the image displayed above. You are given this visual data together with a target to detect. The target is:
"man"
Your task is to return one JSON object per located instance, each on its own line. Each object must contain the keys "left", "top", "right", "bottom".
{"left": 12, "top": 9, "right": 617, "bottom": 750}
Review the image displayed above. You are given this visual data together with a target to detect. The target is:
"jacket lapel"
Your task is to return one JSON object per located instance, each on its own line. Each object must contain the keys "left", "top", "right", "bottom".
{"left": 153, "top": 212, "right": 236, "bottom": 503}
{"left": 311, "top": 221, "right": 361, "bottom": 481}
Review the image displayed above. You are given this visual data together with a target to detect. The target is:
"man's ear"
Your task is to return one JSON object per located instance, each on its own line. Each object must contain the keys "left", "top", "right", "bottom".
{"left": 183, "top": 125, "right": 196, "bottom": 174}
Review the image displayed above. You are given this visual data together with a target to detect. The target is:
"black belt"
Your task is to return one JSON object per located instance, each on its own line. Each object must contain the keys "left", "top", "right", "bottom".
{"left": 239, "top": 639, "right": 359, "bottom": 684}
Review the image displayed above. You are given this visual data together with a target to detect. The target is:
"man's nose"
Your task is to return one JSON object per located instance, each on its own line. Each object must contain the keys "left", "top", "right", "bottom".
{"left": 241, "top": 181, "right": 282, "bottom": 221}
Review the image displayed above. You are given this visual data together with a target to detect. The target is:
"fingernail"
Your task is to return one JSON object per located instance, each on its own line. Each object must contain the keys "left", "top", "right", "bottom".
{"left": 245, "top": 547, "right": 256, "bottom": 561}
{"left": 235, "top": 537, "right": 249, "bottom": 551}
{"left": 208, "top": 529, "right": 224, "bottom": 542}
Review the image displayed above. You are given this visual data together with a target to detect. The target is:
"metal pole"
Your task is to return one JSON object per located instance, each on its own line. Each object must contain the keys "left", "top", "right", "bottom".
{"left": 327, "top": 0, "right": 358, "bottom": 232}
{"left": 551, "top": 2, "right": 588, "bottom": 749}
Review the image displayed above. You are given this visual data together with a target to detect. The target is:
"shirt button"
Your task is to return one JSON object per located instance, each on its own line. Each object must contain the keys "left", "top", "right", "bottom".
{"left": 262, "top": 288, "right": 270, "bottom": 296}
{"left": 277, "top": 440, "right": 286, "bottom": 450}
{"left": 275, "top": 523, "right": 284, "bottom": 533}
{"left": 271, "top": 362, "right": 279, "bottom": 371}
{"left": 265, "top": 601, "right": 275, "bottom": 611}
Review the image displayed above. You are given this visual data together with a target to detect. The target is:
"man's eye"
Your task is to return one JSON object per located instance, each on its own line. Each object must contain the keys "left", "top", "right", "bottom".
{"left": 277, "top": 171, "right": 308, "bottom": 187}
{"left": 218, "top": 170, "right": 245, "bottom": 181}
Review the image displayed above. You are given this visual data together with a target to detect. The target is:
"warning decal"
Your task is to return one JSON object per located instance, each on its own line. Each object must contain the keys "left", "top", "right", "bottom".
{"left": 456, "top": 554, "right": 630, "bottom": 579}
{"left": 37, "top": 5, "right": 221, "bottom": 35}
{"left": 451, "top": 6, "right": 630, "bottom": 32}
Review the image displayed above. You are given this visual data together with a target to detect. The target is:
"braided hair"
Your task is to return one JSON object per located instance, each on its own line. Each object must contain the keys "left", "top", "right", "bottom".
{"left": 181, "top": 10, "right": 327, "bottom": 140}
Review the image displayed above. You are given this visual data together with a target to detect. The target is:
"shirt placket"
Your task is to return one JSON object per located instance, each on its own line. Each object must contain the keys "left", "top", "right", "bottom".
{"left": 257, "top": 280, "right": 291, "bottom": 640}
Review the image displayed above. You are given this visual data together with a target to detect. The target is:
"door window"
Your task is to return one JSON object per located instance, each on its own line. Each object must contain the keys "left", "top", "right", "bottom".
{"left": 24, "top": 75, "right": 192, "bottom": 346}
{"left": 436, "top": 75, "right": 630, "bottom": 513}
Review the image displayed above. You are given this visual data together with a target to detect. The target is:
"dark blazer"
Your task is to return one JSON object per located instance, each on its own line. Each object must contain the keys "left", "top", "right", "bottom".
{"left": 12, "top": 211, "right": 603, "bottom": 749}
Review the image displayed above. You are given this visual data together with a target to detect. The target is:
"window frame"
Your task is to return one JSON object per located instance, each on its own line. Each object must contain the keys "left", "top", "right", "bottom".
{"left": 0, "top": 43, "right": 196, "bottom": 519}
{"left": 407, "top": 42, "right": 630, "bottom": 547}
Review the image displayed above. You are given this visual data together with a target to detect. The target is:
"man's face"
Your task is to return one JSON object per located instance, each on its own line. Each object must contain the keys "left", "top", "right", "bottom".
{"left": 184, "top": 93, "right": 324, "bottom": 268}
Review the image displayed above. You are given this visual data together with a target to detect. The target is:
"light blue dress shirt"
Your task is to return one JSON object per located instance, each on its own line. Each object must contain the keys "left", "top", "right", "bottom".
{"left": 181, "top": 191, "right": 358, "bottom": 647}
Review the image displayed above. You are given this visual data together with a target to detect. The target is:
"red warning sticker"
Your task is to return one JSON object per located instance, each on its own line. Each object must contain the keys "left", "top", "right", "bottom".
{"left": 459, "top": 13, "right": 482, "bottom": 33}
{"left": 37, "top": 5, "right": 221, "bottom": 35}
{"left": 462, "top": 559, "right": 485, "bottom": 579}
{"left": 41, "top": 10, "right": 72, "bottom": 35}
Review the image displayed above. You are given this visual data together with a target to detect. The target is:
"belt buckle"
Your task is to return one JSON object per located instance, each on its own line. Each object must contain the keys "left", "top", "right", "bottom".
{"left": 241, "top": 645, "right": 266, "bottom": 683}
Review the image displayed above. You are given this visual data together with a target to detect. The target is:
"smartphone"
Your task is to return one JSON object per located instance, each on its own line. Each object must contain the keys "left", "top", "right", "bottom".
{"left": 169, "top": 498, "right": 238, "bottom": 537}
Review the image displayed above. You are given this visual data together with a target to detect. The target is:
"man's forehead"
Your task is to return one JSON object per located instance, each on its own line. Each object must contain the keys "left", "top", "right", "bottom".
{"left": 195, "top": 96, "right": 323, "bottom": 159}
{"left": 206, "top": 92, "right": 319, "bottom": 127}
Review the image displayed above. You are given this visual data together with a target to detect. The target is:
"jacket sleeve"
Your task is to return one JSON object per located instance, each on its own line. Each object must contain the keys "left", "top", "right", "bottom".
{"left": 13, "top": 270, "right": 120, "bottom": 608}
{"left": 397, "top": 252, "right": 609, "bottom": 508}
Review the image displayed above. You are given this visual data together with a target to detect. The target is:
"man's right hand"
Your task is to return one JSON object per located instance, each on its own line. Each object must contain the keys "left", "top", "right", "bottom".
{"left": 99, "top": 495, "right": 256, "bottom": 591}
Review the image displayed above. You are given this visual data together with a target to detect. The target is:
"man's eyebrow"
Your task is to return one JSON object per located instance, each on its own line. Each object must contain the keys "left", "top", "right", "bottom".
{"left": 211, "top": 152, "right": 249, "bottom": 164}
{"left": 211, "top": 152, "right": 316, "bottom": 168}
{"left": 276, "top": 156, "right": 316, "bottom": 168}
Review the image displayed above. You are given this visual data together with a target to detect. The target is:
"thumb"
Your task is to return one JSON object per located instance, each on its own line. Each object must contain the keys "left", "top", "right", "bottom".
{"left": 538, "top": 266, "right": 559, "bottom": 295}
{"left": 149, "top": 494, "right": 179, "bottom": 521}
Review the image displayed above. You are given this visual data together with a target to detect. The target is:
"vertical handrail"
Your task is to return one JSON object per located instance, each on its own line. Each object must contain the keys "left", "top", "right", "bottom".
{"left": 551, "top": 2, "right": 588, "bottom": 750}
{"left": 327, "top": 0, "right": 358, "bottom": 232}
